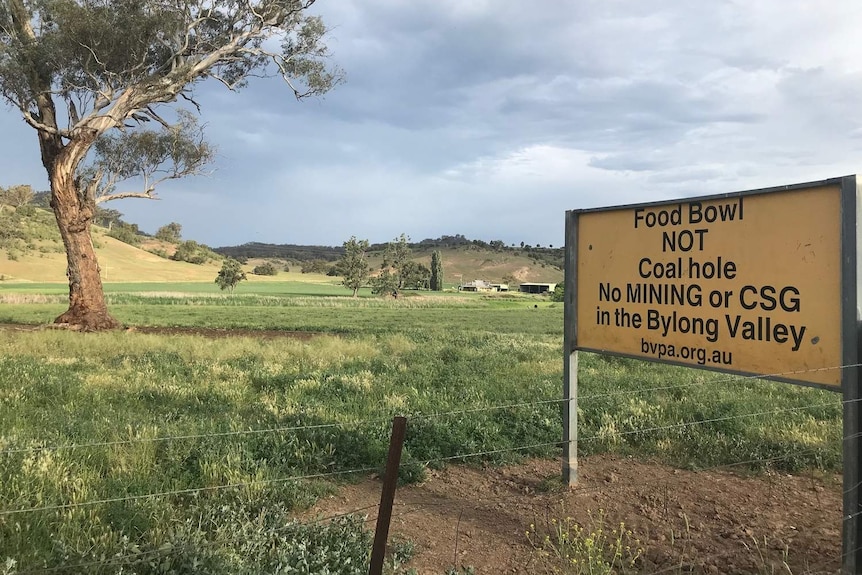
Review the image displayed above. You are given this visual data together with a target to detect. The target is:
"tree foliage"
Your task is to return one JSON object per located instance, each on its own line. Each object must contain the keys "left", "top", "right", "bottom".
{"left": 155, "top": 221, "right": 182, "bottom": 243}
{"left": 430, "top": 250, "right": 443, "bottom": 291}
{"left": 215, "top": 242, "right": 342, "bottom": 262}
{"left": 252, "top": 262, "right": 277, "bottom": 275}
{"left": 300, "top": 259, "right": 330, "bottom": 274}
{"left": 0, "top": 184, "right": 34, "bottom": 208}
{"left": 338, "top": 236, "right": 369, "bottom": 297}
{"left": 106, "top": 221, "right": 142, "bottom": 245}
{"left": 215, "top": 258, "right": 246, "bottom": 292}
{"left": 84, "top": 112, "right": 214, "bottom": 204}
{"left": 381, "top": 233, "right": 411, "bottom": 289}
{"left": 172, "top": 239, "right": 212, "bottom": 264}
{"left": 551, "top": 283, "right": 564, "bottom": 302}
{"left": 93, "top": 206, "right": 123, "bottom": 229}
{"left": 400, "top": 260, "right": 430, "bottom": 290}
{"left": 0, "top": 0, "right": 341, "bottom": 329}
{"left": 370, "top": 269, "right": 398, "bottom": 296}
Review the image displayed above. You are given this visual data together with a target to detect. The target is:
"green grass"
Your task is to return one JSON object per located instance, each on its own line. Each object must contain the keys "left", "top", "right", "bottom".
{"left": 0, "top": 304, "right": 561, "bottom": 336}
{"left": 0, "top": 289, "right": 843, "bottom": 573}
{"left": 0, "top": 280, "right": 541, "bottom": 302}
{"left": 0, "top": 280, "right": 352, "bottom": 297}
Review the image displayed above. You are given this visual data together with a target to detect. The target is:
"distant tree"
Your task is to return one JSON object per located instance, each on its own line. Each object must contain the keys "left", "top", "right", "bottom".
{"left": 0, "top": 184, "right": 33, "bottom": 208}
{"left": 502, "top": 274, "right": 518, "bottom": 288}
{"left": 301, "top": 259, "right": 332, "bottom": 274}
{"left": 520, "top": 241, "right": 525, "bottom": 248}
{"left": 551, "top": 284, "right": 564, "bottom": 302}
{"left": 94, "top": 208, "right": 124, "bottom": 230}
{"left": 32, "top": 190, "right": 51, "bottom": 209}
{"left": 383, "top": 233, "right": 411, "bottom": 288}
{"left": 0, "top": 205, "right": 27, "bottom": 251}
{"left": 155, "top": 222, "right": 183, "bottom": 243}
{"left": 215, "top": 259, "right": 246, "bottom": 292}
{"left": 172, "top": 240, "right": 208, "bottom": 264}
{"left": 371, "top": 269, "right": 399, "bottom": 296}
{"left": 252, "top": 262, "right": 278, "bottom": 276}
{"left": 430, "top": 250, "right": 444, "bottom": 291}
{"left": 107, "top": 222, "right": 142, "bottom": 246}
{"left": 339, "top": 236, "right": 370, "bottom": 297}
{"left": 400, "top": 261, "right": 430, "bottom": 290}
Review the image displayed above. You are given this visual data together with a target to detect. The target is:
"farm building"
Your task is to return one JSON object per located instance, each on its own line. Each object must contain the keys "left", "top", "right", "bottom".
{"left": 459, "top": 280, "right": 508, "bottom": 292}
{"left": 519, "top": 282, "right": 557, "bottom": 294}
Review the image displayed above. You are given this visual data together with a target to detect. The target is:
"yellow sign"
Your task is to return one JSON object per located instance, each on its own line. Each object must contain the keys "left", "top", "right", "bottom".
{"left": 575, "top": 185, "right": 843, "bottom": 387}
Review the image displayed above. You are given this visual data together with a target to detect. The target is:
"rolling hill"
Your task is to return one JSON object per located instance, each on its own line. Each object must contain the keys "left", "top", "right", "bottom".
{"left": 0, "top": 206, "right": 563, "bottom": 286}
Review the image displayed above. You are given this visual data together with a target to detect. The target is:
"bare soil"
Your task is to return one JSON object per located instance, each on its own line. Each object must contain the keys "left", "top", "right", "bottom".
{"left": 309, "top": 455, "right": 842, "bottom": 574}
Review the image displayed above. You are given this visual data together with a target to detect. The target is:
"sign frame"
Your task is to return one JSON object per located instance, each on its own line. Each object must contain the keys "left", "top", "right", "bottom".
{"left": 566, "top": 177, "right": 856, "bottom": 390}
{"left": 562, "top": 175, "right": 862, "bottom": 573}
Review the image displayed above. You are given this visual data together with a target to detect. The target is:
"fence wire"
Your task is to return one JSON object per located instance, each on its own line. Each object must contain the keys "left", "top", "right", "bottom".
{"left": 0, "top": 466, "right": 378, "bottom": 517}
{"left": 1, "top": 361, "right": 856, "bottom": 573}
{"left": 2, "top": 360, "right": 856, "bottom": 458}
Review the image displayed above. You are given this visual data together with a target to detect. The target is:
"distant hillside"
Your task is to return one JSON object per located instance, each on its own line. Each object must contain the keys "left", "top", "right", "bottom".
{"left": 0, "top": 206, "right": 562, "bottom": 285}
{"left": 0, "top": 205, "right": 225, "bottom": 283}
{"left": 214, "top": 242, "right": 344, "bottom": 262}
{"left": 216, "top": 235, "right": 564, "bottom": 270}
{"left": 384, "top": 246, "right": 563, "bottom": 285}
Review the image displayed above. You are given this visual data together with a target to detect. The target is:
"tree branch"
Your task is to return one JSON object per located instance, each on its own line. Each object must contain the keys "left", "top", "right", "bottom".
{"left": 96, "top": 190, "right": 158, "bottom": 204}
{"left": 20, "top": 108, "right": 71, "bottom": 138}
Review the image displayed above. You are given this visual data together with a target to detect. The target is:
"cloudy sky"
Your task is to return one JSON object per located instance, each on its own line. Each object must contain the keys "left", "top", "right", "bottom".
{"left": 2, "top": 0, "right": 862, "bottom": 248}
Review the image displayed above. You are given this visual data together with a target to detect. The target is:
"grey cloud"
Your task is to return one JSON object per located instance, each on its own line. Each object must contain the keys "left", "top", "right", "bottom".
{"left": 5, "top": 0, "right": 862, "bottom": 250}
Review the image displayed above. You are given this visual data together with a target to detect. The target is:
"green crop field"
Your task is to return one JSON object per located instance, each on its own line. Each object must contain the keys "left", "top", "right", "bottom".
{"left": 0, "top": 282, "right": 843, "bottom": 573}
{"left": 0, "top": 279, "right": 365, "bottom": 297}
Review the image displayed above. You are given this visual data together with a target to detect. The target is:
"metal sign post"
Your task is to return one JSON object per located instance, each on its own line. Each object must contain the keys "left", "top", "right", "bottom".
{"left": 842, "top": 180, "right": 862, "bottom": 574}
{"left": 563, "top": 210, "right": 578, "bottom": 486}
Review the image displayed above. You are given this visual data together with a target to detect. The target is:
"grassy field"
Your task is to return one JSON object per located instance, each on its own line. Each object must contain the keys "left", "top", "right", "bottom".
{"left": 0, "top": 277, "right": 363, "bottom": 297}
{"left": 0, "top": 283, "right": 843, "bottom": 573}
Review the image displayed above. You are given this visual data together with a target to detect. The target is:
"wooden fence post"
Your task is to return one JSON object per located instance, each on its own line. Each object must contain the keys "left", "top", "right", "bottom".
{"left": 368, "top": 416, "right": 407, "bottom": 575}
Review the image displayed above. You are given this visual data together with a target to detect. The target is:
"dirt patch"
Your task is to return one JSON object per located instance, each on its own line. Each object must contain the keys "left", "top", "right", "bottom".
{"left": 309, "top": 455, "right": 841, "bottom": 574}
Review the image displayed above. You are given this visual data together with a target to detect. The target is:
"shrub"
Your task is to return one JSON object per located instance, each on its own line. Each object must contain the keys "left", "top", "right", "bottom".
{"left": 154, "top": 222, "right": 182, "bottom": 243}
{"left": 173, "top": 240, "right": 208, "bottom": 264}
{"left": 301, "top": 259, "right": 331, "bottom": 274}
{"left": 551, "top": 284, "right": 564, "bottom": 302}
{"left": 107, "top": 223, "right": 142, "bottom": 246}
{"left": 252, "top": 262, "right": 277, "bottom": 276}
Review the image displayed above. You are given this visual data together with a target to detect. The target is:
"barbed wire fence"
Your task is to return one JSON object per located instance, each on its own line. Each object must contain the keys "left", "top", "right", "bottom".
{"left": 0, "top": 362, "right": 854, "bottom": 574}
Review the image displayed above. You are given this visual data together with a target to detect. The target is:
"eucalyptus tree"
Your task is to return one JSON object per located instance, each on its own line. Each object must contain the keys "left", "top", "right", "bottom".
{"left": 214, "top": 258, "right": 246, "bottom": 292}
{"left": 0, "top": 0, "right": 340, "bottom": 329}
{"left": 383, "top": 233, "right": 411, "bottom": 289}
{"left": 339, "top": 236, "right": 369, "bottom": 297}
